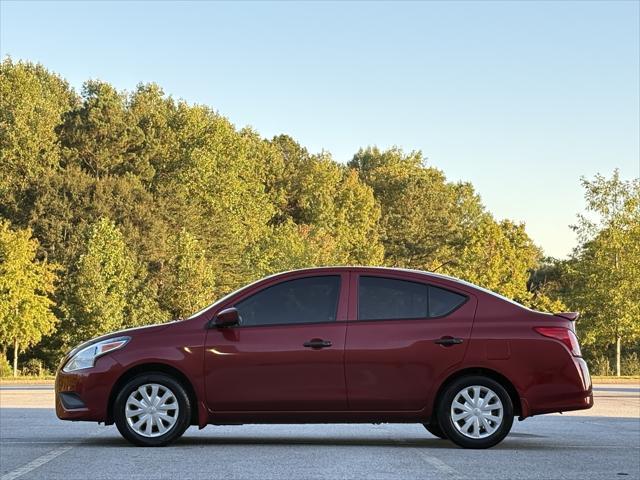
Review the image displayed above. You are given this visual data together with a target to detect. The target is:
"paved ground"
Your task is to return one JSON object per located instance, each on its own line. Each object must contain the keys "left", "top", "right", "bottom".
{"left": 1, "top": 385, "right": 638, "bottom": 480}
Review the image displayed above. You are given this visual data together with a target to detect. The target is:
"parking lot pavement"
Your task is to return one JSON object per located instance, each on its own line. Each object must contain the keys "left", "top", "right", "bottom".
{"left": 1, "top": 385, "right": 639, "bottom": 480}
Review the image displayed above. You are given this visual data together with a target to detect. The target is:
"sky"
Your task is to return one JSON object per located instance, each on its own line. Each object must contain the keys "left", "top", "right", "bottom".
{"left": 1, "top": 1, "right": 638, "bottom": 258}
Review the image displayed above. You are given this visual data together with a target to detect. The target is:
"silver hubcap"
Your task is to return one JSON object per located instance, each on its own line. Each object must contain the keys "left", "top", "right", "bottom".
{"left": 125, "top": 383, "right": 179, "bottom": 438}
{"left": 450, "top": 385, "right": 503, "bottom": 439}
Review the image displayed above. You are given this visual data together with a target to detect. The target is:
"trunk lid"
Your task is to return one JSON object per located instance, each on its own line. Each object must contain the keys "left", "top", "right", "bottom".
{"left": 554, "top": 311, "right": 579, "bottom": 321}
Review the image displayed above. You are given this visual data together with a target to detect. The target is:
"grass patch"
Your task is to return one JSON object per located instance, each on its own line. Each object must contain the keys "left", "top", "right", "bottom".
{"left": 0, "top": 376, "right": 55, "bottom": 384}
{"left": 591, "top": 375, "right": 639, "bottom": 384}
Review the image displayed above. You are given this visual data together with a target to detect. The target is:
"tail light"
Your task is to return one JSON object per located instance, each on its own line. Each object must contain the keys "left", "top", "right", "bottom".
{"left": 534, "top": 327, "right": 582, "bottom": 357}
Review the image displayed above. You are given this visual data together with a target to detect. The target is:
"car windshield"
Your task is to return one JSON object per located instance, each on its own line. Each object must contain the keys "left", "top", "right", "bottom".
{"left": 186, "top": 275, "right": 273, "bottom": 320}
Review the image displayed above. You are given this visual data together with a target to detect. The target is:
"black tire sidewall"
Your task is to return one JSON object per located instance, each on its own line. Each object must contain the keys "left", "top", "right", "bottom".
{"left": 423, "top": 422, "right": 448, "bottom": 439}
{"left": 438, "top": 375, "right": 514, "bottom": 449}
{"left": 114, "top": 373, "right": 191, "bottom": 447}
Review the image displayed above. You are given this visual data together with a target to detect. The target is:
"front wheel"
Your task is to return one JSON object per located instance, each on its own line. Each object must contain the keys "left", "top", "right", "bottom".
{"left": 113, "top": 373, "right": 191, "bottom": 447}
{"left": 438, "top": 375, "right": 514, "bottom": 449}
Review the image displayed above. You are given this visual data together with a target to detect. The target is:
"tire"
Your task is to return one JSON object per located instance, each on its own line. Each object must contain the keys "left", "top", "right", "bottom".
{"left": 423, "top": 422, "right": 448, "bottom": 439}
{"left": 113, "top": 372, "right": 191, "bottom": 447}
{"left": 437, "top": 375, "right": 514, "bottom": 449}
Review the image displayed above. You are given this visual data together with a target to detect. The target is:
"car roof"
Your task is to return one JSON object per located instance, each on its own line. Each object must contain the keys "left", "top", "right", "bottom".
{"left": 275, "top": 265, "right": 455, "bottom": 280}
{"left": 278, "top": 266, "right": 529, "bottom": 308}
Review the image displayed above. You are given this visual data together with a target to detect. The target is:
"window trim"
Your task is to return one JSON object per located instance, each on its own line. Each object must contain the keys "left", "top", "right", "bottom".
{"left": 355, "top": 275, "right": 469, "bottom": 322}
{"left": 230, "top": 275, "right": 343, "bottom": 329}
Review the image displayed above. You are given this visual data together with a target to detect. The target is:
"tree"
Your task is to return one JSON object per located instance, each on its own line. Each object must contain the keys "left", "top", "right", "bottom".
{"left": 243, "top": 220, "right": 320, "bottom": 279}
{"left": 157, "top": 229, "right": 217, "bottom": 319}
{"left": 0, "top": 221, "right": 57, "bottom": 376}
{"left": 567, "top": 171, "right": 640, "bottom": 376}
{"left": 349, "top": 147, "right": 467, "bottom": 270}
{"left": 0, "top": 58, "right": 76, "bottom": 201}
{"left": 527, "top": 257, "right": 570, "bottom": 313}
{"left": 64, "top": 218, "right": 135, "bottom": 346}
{"left": 260, "top": 138, "right": 385, "bottom": 267}
{"left": 332, "top": 169, "right": 384, "bottom": 264}
{"left": 58, "top": 80, "right": 144, "bottom": 180}
{"left": 125, "top": 263, "right": 169, "bottom": 327}
{"left": 448, "top": 218, "right": 542, "bottom": 303}
{"left": 158, "top": 106, "right": 275, "bottom": 294}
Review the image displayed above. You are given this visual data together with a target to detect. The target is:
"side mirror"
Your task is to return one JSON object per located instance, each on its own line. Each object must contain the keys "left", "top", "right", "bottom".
{"left": 212, "top": 307, "right": 241, "bottom": 328}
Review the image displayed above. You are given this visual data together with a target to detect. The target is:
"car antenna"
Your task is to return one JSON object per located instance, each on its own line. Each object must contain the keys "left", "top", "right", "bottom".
{"left": 432, "top": 259, "right": 454, "bottom": 272}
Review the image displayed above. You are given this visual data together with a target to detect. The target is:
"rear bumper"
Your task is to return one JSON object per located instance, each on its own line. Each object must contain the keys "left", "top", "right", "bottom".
{"left": 523, "top": 357, "right": 593, "bottom": 417}
{"left": 55, "top": 355, "right": 120, "bottom": 422}
{"left": 526, "top": 390, "right": 593, "bottom": 416}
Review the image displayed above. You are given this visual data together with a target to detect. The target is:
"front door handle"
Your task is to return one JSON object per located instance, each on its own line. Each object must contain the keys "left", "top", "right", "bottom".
{"left": 303, "top": 338, "right": 332, "bottom": 349}
{"left": 435, "top": 336, "right": 463, "bottom": 346}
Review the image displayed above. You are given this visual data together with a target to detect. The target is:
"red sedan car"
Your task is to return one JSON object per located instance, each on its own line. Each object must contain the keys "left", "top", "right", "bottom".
{"left": 56, "top": 267, "right": 593, "bottom": 448}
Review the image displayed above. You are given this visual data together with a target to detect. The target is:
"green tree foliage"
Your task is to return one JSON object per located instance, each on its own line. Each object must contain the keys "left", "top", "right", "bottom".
{"left": 157, "top": 229, "right": 217, "bottom": 319}
{"left": 526, "top": 258, "right": 569, "bottom": 313}
{"left": 244, "top": 136, "right": 384, "bottom": 277}
{"left": 245, "top": 221, "right": 343, "bottom": 278}
{"left": 333, "top": 169, "right": 384, "bottom": 264}
{"left": 0, "top": 58, "right": 75, "bottom": 201}
{"left": 63, "top": 218, "right": 136, "bottom": 345}
{"left": 565, "top": 171, "right": 640, "bottom": 375}
{"left": 124, "top": 264, "right": 168, "bottom": 328}
{"left": 350, "top": 147, "right": 461, "bottom": 270}
{"left": 449, "top": 218, "right": 542, "bottom": 303}
{"left": 59, "top": 80, "right": 145, "bottom": 179}
{"left": 0, "top": 221, "right": 57, "bottom": 375}
{"left": 275, "top": 142, "right": 384, "bottom": 266}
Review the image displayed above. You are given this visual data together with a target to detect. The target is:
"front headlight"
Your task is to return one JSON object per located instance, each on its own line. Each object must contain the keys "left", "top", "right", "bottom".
{"left": 63, "top": 336, "right": 130, "bottom": 372}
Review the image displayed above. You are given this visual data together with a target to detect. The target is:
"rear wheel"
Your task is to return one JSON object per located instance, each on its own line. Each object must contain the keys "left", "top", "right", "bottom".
{"left": 438, "top": 375, "right": 513, "bottom": 449}
{"left": 423, "top": 422, "right": 447, "bottom": 439}
{"left": 114, "top": 373, "right": 191, "bottom": 447}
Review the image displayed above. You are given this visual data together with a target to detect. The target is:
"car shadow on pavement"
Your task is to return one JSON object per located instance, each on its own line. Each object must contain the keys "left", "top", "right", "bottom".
{"left": 77, "top": 431, "right": 548, "bottom": 450}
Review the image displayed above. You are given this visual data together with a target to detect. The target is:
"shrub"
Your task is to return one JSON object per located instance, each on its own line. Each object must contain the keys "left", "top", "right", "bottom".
{"left": 21, "top": 358, "right": 45, "bottom": 377}
{"left": 0, "top": 354, "right": 12, "bottom": 377}
{"left": 588, "top": 354, "right": 612, "bottom": 376}
{"left": 622, "top": 352, "right": 640, "bottom": 376}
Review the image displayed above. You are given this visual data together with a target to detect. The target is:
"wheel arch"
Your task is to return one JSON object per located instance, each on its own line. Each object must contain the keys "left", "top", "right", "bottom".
{"left": 106, "top": 362, "right": 200, "bottom": 426}
{"left": 433, "top": 367, "right": 523, "bottom": 418}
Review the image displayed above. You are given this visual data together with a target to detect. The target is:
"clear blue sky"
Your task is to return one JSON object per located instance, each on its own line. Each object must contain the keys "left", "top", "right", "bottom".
{"left": 1, "top": 1, "right": 638, "bottom": 258}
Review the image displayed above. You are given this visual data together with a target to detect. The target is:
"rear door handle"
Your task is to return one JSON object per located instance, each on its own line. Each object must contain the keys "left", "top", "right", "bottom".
{"left": 435, "top": 336, "right": 463, "bottom": 346}
{"left": 303, "top": 338, "right": 332, "bottom": 349}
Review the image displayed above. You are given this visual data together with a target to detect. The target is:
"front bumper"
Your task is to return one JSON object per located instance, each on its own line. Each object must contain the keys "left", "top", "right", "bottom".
{"left": 55, "top": 355, "right": 120, "bottom": 422}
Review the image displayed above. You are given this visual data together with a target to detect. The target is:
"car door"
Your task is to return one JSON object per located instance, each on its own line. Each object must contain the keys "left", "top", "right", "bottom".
{"left": 204, "top": 272, "right": 348, "bottom": 412}
{"left": 345, "top": 272, "right": 477, "bottom": 411}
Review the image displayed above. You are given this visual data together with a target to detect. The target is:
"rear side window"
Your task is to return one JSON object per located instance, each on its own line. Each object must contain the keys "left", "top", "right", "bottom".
{"left": 235, "top": 276, "right": 340, "bottom": 326}
{"left": 358, "top": 276, "right": 466, "bottom": 320}
{"left": 429, "top": 285, "right": 467, "bottom": 317}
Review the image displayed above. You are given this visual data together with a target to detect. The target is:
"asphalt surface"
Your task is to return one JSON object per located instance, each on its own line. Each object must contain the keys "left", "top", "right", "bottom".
{"left": 1, "top": 386, "right": 639, "bottom": 480}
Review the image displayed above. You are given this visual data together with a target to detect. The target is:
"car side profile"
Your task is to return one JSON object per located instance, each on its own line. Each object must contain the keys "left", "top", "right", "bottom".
{"left": 55, "top": 267, "right": 593, "bottom": 449}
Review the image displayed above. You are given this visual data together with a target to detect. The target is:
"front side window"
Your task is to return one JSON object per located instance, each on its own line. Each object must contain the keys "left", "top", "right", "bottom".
{"left": 234, "top": 276, "right": 341, "bottom": 327}
{"left": 358, "top": 276, "right": 466, "bottom": 320}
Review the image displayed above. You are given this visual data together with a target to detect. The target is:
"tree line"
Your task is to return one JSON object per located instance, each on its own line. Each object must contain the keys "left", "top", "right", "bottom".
{"left": 0, "top": 59, "right": 638, "bottom": 376}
